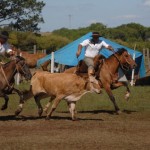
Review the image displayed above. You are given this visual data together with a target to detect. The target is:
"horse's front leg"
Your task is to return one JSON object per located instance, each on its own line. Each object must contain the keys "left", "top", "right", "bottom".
{"left": 1, "top": 94, "right": 9, "bottom": 110}
{"left": 112, "top": 81, "right": 130, "bottom": 100}
{"left": 104, "top": 85, "right": 121, "bottom": 114}
{"left": 13, "top": 88, "right": 24, "bottom": 116}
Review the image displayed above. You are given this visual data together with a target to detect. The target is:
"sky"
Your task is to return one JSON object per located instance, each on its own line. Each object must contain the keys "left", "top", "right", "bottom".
{"left": 38, "top": 0, "right": 150, "bottom": 32}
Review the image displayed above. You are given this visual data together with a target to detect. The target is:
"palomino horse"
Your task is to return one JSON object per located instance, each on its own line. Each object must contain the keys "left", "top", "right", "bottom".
{"left": 0, "top": 56, "right": 32, "bottom": 115}
{"left": 65, "top": 48, "right": 137, "bottom": 113}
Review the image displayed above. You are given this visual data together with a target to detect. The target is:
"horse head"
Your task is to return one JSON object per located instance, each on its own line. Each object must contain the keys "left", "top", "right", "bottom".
{"left": 114, "top": 48, "right": 137, "bottom": 71}
{"left": 15, "top": 56, "right": 32, "bottom": 80}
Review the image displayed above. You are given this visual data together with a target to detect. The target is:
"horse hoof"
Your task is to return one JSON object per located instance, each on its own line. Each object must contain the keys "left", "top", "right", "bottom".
{"left": 116, "top": 110, "right": 122, "bottom": 114}
{"left": 1, "top": 105, "right": 7, "bottom": 110}
{"left": 38, "top": 109, "right": 43, "bottom": 117}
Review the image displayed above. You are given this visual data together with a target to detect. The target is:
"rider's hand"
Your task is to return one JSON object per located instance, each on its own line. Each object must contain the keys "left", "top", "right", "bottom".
{"left": 76, "top": 52, "right": 79, "bottom": 58}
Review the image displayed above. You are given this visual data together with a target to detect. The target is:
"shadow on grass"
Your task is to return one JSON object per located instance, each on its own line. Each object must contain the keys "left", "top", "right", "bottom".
{"left": 0, "top": 115, "right": 45, "bottom": 121}
{"left": 0, "top": 109, "right": 136, "bottom": 121}
{"left": 0, "top": 114, "right": 103, "bottom": 121}
{"left": 57, "top": 109, "right": 137, "bottom": 115}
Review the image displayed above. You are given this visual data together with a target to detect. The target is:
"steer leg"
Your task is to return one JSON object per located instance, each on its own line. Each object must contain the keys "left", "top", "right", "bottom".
{"left": 68, "top": 101, "right": 77, "bottom": 121}
{"left": 46, "top": 95, "right": 64, "bottom": 119}
{"left": 43, "top": 96, "right": 55, "bottom": 114}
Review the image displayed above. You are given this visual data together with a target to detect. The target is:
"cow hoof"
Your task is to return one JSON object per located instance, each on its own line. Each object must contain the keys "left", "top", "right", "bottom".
{"left": 72, "top": 117, "right": 79, "bottom": 121}
{"left": 15, "top": 110, "right": 21, "bottom": 116}
{"left": 43, "top": 108, "right": 48, "bottom": 114}
{"left": 45, "top": 116, "right": 50, "bottom": 120}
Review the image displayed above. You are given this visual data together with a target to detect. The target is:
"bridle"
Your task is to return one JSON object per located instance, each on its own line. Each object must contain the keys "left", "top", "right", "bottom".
{"left": 113, "top": 52, "right": 131, "bottom": 71}
{"left": 0, "top": 59, "right": 28, "bottom": 87}
{"left": 15, "top": 60, "right": 28, "bottom": 76}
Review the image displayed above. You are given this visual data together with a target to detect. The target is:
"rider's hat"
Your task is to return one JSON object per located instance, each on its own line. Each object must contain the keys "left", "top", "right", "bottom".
{"left": 91, "top": 32, "right": 101, "bottom": 37}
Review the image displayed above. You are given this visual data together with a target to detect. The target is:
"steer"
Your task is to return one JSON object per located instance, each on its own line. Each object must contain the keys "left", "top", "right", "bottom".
{"left": 31, "top": 71, "right": 101, "bottom": 120}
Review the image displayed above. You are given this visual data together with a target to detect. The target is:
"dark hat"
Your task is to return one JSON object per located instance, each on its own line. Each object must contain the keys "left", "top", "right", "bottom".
{"left": 0, "top": 31, "right": 9, "bottom": 39}
{"left": 91, "top": 32, "right": 101, "bottom": 37}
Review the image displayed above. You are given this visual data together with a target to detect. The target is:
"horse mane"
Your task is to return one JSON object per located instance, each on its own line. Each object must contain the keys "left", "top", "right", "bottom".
{"left": 15, "top": 55, "right": 25, "bottom": 61}
{"left": 115, "top": 48, "right": 127, "bottom": 55}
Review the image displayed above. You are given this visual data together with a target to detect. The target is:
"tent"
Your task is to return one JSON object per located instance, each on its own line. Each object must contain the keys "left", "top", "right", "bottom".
{"left": 37, "top": 32, "right": 146, "bottom": 78}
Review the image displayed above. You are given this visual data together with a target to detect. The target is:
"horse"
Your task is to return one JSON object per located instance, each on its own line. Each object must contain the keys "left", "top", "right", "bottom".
{"left": 64, "top": 48, "right": 137, "bottom": 113}
{"left": 0, "top": 56, "right": 32, "bottom": 115}
{"left": 12, "top": 47, "right": 47, "bottom": 68}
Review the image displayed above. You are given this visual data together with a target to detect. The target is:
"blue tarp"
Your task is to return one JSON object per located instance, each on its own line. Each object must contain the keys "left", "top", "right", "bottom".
{"left": 37, "top": 32, "right": 146, "bottom": 77}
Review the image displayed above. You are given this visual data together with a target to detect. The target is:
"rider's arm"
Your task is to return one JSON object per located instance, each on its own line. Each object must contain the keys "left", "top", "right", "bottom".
{"left": 76, "top": 44, "right": 82, "bottom": 58}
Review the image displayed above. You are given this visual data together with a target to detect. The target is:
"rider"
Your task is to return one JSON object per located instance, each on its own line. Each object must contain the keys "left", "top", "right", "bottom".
{"left": 0, "top": 30, "right": 15, "bottom": 63}
{"left": 76, "top": 31, "right": 114, "bottom": 82}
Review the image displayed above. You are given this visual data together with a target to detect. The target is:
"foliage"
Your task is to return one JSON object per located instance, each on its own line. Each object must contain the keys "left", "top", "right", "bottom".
{"left": 0, "top": 0, "right": 45, "bottom": 32}
{"left": 1, "top": 22, "right": 150, "bottom": 52}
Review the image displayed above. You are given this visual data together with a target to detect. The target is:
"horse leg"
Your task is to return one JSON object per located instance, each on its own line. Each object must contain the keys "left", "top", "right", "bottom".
{"left": 112, "top": 81, "right": 130, "bottom": 100}
{"left": 13, "top": 88, "right": 24, "bottom": 116}
{"left": 34, "top": 95, "right": 43, "bottom": 117}
{"left": 46, "top": 95, "right": 64, "bottom": 120}
{"left": 1, "top": 94, "right": 9, "bottom": 110}
{"left": 105, "top": 86, "right": 121, "bottom": 114}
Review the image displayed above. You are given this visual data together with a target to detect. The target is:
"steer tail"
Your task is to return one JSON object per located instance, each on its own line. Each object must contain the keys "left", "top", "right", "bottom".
{"left": 22, "top": 85, "right": 33, "bottom": 101}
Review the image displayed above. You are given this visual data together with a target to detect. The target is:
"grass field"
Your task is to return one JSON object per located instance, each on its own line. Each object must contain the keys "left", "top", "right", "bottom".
{"left": 0, "top": 83, "right": 150, "bottom": 150}
{"left": 0, "top": 83, "right": 150, "bottom": 116}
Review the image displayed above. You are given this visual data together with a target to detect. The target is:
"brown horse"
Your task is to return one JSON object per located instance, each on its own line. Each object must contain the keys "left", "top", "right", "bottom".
{"left": 65, "top": 48, "right": 137, "bottom": 113}
{"left": 0, "top": 56, "right": 32, "bottom": 115}
{"left": 12, "top": 47, "right": 47, "bottom": 68}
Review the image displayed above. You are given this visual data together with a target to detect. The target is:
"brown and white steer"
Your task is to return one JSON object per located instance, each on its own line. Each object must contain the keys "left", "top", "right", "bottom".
{"left": 31, "top": 71, "right": 101, "bottom": 120}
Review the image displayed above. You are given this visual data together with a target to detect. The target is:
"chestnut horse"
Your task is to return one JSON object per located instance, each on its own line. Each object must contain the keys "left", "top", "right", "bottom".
{"left": 0, "top": 56, "right": 32, "bottom": 115}
{"left": 65, "top": 48, "right": 137, "bottom": 113}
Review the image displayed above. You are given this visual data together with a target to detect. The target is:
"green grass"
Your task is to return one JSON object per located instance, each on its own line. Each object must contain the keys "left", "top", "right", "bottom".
{"left": 0, "top": 83, "right": 150, "bottom": 116}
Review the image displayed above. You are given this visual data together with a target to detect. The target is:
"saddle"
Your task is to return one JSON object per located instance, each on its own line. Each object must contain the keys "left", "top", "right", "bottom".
{"left": 75, "top": 54, "right": 105, "bottom": 75}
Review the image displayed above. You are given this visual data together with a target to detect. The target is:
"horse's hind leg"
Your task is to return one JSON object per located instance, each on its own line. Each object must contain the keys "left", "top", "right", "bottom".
{"left": 105, "top": 86, "right": 121, "bottom": 114}
{"left": 1, "top": 94, "right": 9, "bottom": 110}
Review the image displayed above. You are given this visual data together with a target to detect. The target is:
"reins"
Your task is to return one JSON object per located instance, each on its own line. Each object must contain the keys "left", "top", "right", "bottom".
{"left": 0, "top": 65, "right": 11, "bottom": 88}
{"left": 0, "top": 59, "right": 26, "bottom": 88}
{"left": 113, "top": 53, "right": 130, "bottom": 71}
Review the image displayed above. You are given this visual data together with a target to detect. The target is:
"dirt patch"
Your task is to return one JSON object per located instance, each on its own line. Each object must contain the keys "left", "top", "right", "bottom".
{"left": 0, "top": 110, "right": 150, "bottom": 150}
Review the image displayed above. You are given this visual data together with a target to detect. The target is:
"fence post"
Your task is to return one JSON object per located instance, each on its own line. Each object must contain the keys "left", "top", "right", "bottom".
{"left": 147, "top": 48, "right": 150, "bottom": 70}
{"left": 33, "top": 45, "right": 36, "bottom": 54}
{"left": 143, "top": 48, "right": 145, "bottom": 64}
{"left": 51, "top": 52, "right": 54, "bottom": 73}
{"left": 130, "top": 44, "right": 136, "bottom": 86}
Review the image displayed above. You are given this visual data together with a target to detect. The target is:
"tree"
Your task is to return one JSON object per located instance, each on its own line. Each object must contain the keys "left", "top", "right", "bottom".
{"left": 0, "top": 0, "right": 45, "bottom": 32}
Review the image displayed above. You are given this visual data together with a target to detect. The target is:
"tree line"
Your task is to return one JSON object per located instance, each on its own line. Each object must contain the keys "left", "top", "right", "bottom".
{"left": 0, "top": 22, "right": 149, "bottom": 53}
{"left": 0, "top": 0, "right": 150, "bottom": 53}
